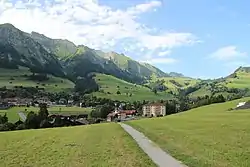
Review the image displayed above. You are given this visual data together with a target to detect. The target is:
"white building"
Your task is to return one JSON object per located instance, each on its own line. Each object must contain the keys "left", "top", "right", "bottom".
{"left": 143, "top": 103, "right": 166, "bottom": 117}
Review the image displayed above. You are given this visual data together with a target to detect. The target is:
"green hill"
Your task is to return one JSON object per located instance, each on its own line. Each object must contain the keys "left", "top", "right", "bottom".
{"left": 222, "top": 67, "right": 250, "bottom": 89}
{"left": 189, "top": 67, "right": 250, "bottom": 98}
{"left": 127, "top": 97, "right": 250, "bottom": 167}
{"left": 0, "top": 67, "right": 74, "bottom": 92}
{"left": 92, "top": 73, "right": 174, "bottom": 101}
{"left": 147, "top": 76, "right": 200, "bottom": 94}
{"left": 0, "top": 123, "right": 155, "bottom": 167}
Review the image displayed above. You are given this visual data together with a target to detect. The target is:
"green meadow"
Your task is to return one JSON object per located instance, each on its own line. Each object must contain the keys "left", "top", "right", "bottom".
{"left": 0, "top": 123, "right": 156, "bottom": 167}
{"left": 127, "top": 97, "right": 250, "bottom": 167}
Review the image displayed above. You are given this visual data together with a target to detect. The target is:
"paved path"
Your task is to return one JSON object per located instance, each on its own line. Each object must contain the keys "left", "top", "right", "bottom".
{"left": 119, "top": 123, "right": 187, "bottom": 167}
{"left": 18, "top": 112, "right": 27, "bottom": 121}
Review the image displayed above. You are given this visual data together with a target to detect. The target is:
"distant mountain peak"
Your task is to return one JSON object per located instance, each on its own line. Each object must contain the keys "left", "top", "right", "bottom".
{"left": 168, "top": 72, "right": 185, "bottom": 77}
{"left": 0, "top": 23, "right": 16, "bottom": 29}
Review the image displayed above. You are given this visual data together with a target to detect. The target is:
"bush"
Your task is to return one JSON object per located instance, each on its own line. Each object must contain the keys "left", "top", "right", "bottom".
{"left": 40, "top": 119, "right": 51, "bottom": 128}
{"left": 16, "top": 124, "right": 26, "bottom": 130}
{"left": 0, "top": 122, "right": 16, "bottom": 131}
{"left": 116, "top": 91, "right": 121, "bottom": 94}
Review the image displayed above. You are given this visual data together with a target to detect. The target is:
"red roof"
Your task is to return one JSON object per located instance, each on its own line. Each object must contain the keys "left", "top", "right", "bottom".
{"left": 119, "top": 110, "right": 136, "bottom": 115}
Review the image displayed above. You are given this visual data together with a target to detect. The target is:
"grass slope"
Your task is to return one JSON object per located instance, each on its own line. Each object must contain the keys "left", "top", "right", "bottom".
{"left": 150, "top": 76, "right": 200, "bottom": 93}
{"left": 0, "top": 67, "right": 74, "bottom": 92}
{"left": 0, "top": 106, "right": 93, "bottom": 123}
{"left": 224, "top": 70, "right": 250, "bottom": 89}
{"left": 127, "top": 97, "right": 250, "bottom": 167}
{"left": 0, "top": 123, "right": 156, "bottom": 167}
{"left": 93, "top": 73, "right": 173, "bottom": 101}
{"left": 190, "top": 70, "right": 250, "bottom": 98}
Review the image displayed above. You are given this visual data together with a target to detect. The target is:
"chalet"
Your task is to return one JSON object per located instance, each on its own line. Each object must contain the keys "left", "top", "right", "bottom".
{"left": 143, "top": 103, "right": 166, "bottom": 117}
{"left": 107, "top": 110, "right": 136, "bottom": 122}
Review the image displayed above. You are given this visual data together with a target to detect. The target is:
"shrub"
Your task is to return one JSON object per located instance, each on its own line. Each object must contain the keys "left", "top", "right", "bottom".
{"left": 116, "top": 91, "right": 121, "bottom": 94}
{"left": 16, "top": 124, "right": 26, "bottom": 130}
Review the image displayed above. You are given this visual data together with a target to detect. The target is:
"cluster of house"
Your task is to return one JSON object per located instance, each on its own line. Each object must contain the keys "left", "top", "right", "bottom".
{"left": 0, "top": 97, "right": 75, "bottom": 109}
{"left": 107, "top": 102, "right": 166, "bottom": 122}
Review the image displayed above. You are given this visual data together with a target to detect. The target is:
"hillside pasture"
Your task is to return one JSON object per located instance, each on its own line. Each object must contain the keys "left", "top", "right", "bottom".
{"left": 0, "top": 123, "right": 156, "bottom": 167}
{"left": 0, "top": 67, "right": 75, "bottom": 92}
{"left": 224, "top": 71, "right": 250, "bottom": 89}
{"left": 127, "top": 97, "right": 250, "bottom": 167}
{"left": 150, "top": 76, "right": 200, "bottom": 93}
{"left": 93, "top": 73, "right": 173, "bottom": 101}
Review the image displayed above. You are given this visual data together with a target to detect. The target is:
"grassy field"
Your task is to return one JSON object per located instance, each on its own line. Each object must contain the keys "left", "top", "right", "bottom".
{"left": 0, "top": 123, "right": 156, "bottom": 167}
{"left": 0, "top": 106, "right": 93, "bottom": 123}
{"left": 127, "top": 97, "right": 250, "bottom": 167}
{"left": 0, "top": 67, "right": 75, "bottom": 92}
{"left": 93, "top": 73, "right": 173, "bottom": 101}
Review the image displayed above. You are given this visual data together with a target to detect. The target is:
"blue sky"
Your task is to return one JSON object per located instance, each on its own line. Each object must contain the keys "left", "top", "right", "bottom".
{"left": 0, "top": 0, "right": 250, "bottom": 78}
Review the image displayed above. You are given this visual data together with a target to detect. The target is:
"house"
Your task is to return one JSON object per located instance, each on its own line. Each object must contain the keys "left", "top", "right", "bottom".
{"left": 143, "top": 103, "right": 166, "bottom": 117}
{"left": 107, "top": 110, "right": 136, "bottom": 122}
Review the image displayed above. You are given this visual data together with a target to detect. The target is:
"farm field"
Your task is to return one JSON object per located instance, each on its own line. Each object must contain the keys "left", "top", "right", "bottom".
{"left": 127, "top": 97, "right": 250, "bottom": 167}
{"left": 0, "top": 106, "right": 93, "bottom": 122}
{"left": 0, "top": 67, "right": 75, "bottom": 92}
{"left": 0, "top": 123, "right": 156, "bottom": 167}
{"left": 93, "top": 73, "right": 173, "bottom": 101}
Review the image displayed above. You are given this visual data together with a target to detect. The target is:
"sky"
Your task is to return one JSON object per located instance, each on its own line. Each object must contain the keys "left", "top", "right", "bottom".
{"left": 0, "top": 0, "right": 250, "bottom": 79}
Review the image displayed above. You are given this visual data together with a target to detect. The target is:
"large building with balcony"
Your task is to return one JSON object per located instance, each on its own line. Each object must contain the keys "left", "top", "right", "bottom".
{"left": 142, "top": 103, "right": 166, "bottom": 117}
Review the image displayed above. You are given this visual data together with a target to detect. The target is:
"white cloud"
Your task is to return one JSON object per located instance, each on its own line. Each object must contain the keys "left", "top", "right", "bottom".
{"left": 159, "top": 50, "right": 171, "bottom": 57}
{"left": 0, "top": 0, "right": 198, "bottom": 59}
{"left": 209, "top": 46, "right": 247, "bottom": 61}
{"left": 141, "top": 57, "right": 177, "bottom": 64}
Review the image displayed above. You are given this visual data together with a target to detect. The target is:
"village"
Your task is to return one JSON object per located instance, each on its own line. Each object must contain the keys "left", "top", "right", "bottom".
{"left": 0, "top": 95, "right": 169, "bottom": 128}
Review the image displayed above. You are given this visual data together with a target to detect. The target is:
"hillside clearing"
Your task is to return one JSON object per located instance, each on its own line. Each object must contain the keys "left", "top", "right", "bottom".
{"left": 0, "top": 123, "right": 156, "bottom": 167}
{"left": 0, "top": 106, "right": 93, "bottom": 123}
{"left": 127, "top": 97, "right": 250, "bottom": 167}
{"left": 93, "top": 73, "right": 173, "bottom": 101}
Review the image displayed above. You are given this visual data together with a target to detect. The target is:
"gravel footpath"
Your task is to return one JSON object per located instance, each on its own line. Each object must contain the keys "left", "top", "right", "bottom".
{"left": 119, "top": 123, "right": 187, "bottom": 167}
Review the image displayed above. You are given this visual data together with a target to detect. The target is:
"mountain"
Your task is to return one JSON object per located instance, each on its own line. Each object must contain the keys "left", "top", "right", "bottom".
{"left": 169, "top": 72, "right": 185, "bottom": 77}
{"left": 0, "top": 23, "right": 197, "bottom": 100}
{"left": 0, "top": 23, "right": 64, "bottom": 77}
{"left": 29, "top": 31, "right": 168, "bottom": 82}
{"left": 29, "top": 31, "right": 77, "bottom": 59}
